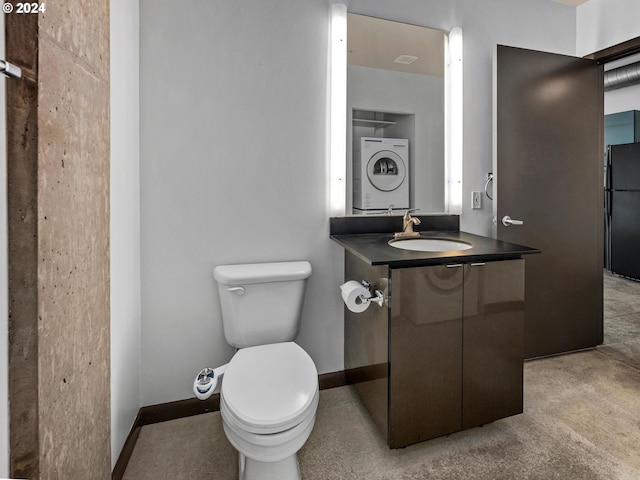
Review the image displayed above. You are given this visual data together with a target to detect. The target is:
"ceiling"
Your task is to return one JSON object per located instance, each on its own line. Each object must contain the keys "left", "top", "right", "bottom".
{"left": 347, "top": 13, "right": 445, "bottom": 76}
{"left": 348, "top": 1, "right": 591, "bottom": 76}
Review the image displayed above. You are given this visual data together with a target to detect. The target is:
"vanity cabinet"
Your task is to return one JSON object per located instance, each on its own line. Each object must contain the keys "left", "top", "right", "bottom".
{"left": 344, "top": 251, "right": 525, "bottom": 449}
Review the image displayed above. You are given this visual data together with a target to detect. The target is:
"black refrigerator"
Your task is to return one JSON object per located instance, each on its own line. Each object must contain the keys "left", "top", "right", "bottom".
{"left": 606, "top": 142, "right": 640, "bottom": 280}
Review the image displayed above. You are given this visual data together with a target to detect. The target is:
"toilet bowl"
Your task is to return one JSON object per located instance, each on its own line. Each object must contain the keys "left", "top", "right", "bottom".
{"left": 220, "top": 341, "right": 319, "bottom": 480}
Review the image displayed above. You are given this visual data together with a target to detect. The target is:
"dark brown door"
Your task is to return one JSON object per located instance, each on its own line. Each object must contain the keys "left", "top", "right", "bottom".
{"left": 495, "top": 45, "right": 603, "bottom": 358}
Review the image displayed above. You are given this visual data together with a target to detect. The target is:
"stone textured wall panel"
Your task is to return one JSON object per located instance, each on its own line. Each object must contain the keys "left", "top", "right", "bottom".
{"left": 7, "top": 1, "right": 111, "bottom": 478}
{"left": 37, "top": 32, "right": 111, "bottom": 479}
{"left": 39, "top": 0, "right": 110, "bottom": 82}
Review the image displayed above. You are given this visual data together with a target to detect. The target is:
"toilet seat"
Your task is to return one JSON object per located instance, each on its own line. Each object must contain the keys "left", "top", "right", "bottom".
{"left": 221, "top": 342, "right": 319, "bottom": 435}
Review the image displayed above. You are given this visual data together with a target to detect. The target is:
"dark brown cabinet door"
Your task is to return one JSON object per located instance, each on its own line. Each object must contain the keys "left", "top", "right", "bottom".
{"left": 389, "top": 265, "right": 463, "bottom": 448}
{"left": 344, "top": 251, "right": 390, "bottom": 443}
{"left": 462, "top": 259, "right": 525, "bottom": 429}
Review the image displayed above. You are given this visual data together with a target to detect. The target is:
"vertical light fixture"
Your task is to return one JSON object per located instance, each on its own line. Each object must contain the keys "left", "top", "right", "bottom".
{"left": 329, "top": 2, "right": 347, "bottom": 216}
{"left": 445, "top": 27, "right": 463, "bottom": 214}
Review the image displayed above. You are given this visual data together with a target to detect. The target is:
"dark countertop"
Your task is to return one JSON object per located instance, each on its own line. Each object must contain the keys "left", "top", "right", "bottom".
{"left": 331, "top": 230, "right": 540, "bottom": 268}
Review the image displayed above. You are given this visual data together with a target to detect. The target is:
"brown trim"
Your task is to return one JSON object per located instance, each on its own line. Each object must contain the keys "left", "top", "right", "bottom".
{"left": 318, "top": 370, "right": 350, "bottom": 390}
{"left": 585, "top": 36, "right": 640, "bottom": 64}
{"left": 139, "top": 394, "right": 221, "bottom": 426}
{"left": 111, "top": 370, "right": 350, "bottom": 479}
{"left": 111, "top": 412, "right": 142, "bottom": 480}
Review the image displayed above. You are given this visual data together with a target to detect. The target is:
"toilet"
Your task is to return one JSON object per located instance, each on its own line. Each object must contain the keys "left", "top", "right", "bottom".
{"left": 213, "top": 261, "right": 318, "bottom": 480}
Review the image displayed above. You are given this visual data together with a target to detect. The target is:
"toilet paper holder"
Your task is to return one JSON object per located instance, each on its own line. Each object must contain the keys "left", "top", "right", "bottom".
{"left": 359, "top": 280, "right": 385, "bottom": 307}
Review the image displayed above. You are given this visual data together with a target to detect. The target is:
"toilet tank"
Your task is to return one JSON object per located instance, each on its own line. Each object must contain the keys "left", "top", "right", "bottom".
{"left": 213, "top": 261, "right": 312, "bottom": 348}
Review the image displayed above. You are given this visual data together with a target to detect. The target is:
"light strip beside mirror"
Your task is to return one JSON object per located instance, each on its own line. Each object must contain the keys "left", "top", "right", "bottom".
{"left": 329, "top": 2, "right": 347, "bottom": 216}
{"left": 445, "top": 27, "right": 463, "bottom": 214}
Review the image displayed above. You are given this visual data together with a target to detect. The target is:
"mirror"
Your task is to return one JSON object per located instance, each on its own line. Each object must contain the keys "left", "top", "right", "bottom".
{"left": 346, "top": 14, "right": 447, "bottom": 215}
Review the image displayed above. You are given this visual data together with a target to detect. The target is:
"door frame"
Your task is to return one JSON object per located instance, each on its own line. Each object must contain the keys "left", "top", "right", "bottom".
{"left": 585, "top": 36, "right": 640, "bottom": 63}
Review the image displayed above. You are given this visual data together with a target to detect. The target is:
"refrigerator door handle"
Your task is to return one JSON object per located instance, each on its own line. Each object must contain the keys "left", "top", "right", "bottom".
{"left": 605, "top": 146, "right": 612, "bottom": 191}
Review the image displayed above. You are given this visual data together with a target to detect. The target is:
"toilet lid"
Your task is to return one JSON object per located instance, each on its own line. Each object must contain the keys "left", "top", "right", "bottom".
{"left": 222, "top": 342, "right": 319, "bottom": 433}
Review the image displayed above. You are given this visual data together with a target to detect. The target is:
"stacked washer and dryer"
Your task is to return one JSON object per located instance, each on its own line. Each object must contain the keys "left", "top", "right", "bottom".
{"left": 353, "top": 137, "right": 410, "bottom": 213}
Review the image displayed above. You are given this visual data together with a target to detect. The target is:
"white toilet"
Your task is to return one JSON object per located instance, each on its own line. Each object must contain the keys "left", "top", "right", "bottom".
{"left": 213, "top": 261, "right": 318, "bottom": 480}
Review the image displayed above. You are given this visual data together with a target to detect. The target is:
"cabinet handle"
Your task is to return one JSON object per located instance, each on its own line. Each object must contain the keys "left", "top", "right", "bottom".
{"left": 471, "top": 262, "right": 485, "bottom": 266}
{"left": 446, "top": 263, "right": 463, "bottom": 268}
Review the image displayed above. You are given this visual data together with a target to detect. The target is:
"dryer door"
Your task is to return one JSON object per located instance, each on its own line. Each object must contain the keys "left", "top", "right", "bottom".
{"left": 367, "top": 150, "right": 406, "bottom": 191}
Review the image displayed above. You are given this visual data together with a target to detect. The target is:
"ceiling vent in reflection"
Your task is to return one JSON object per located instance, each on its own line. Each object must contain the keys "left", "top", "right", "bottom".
{"left": 605, "top": 62, "right": 640, "bottom": 91}
{"left": 393, "top": 55, "right": 418, "bottom": 65}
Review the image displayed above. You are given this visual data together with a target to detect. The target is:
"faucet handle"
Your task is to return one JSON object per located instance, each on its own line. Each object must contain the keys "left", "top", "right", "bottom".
{"left": 404, "top": 209, "right": 420, "bottom": 223}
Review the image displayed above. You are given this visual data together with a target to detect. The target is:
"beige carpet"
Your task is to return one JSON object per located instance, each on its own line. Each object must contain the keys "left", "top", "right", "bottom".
{"left": 123, "top": 273, "right": 640, "bottom": 479}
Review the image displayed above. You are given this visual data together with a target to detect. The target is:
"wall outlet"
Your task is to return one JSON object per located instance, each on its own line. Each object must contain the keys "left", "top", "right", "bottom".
{"left": 471, "top": 191, "right": 482, "bottom": 209}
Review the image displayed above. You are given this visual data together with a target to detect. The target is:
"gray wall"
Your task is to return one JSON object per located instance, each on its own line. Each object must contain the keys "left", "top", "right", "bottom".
{"left": 111, "top": 0, "right": 141, "bottom": 468}
{"left": 577, "top": 0, "right": 640, "bottom": 57}
{"left": 140, "top": 0, "right": 343, "bottom": 405}
{"left": 139, "top": 0, "right": 578, "bottom": 405}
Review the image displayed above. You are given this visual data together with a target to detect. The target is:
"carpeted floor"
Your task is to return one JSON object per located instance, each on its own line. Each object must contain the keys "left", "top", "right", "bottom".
{"left": 123, "top": 272, "right": 640, "bottom": 480}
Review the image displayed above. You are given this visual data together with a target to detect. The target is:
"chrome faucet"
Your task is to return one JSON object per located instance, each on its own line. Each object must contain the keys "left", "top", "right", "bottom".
{"left": 394, "top": 210, "right": 421, "bottom": 238}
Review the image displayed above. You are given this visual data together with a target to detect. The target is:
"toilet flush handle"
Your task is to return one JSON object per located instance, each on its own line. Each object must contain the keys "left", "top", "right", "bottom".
{"left": 228, "top": 286, "right": 245, "bottom": 295}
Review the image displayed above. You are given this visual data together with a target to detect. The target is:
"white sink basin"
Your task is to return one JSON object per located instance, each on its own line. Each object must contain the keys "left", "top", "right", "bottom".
{"left": 388, "top": 237, "right": 473, "bottom": 252}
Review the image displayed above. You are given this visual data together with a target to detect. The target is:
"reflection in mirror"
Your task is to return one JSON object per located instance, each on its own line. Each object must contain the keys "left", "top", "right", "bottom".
{"left": 347, "top": 14, "right": 446, "bottom": 215}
